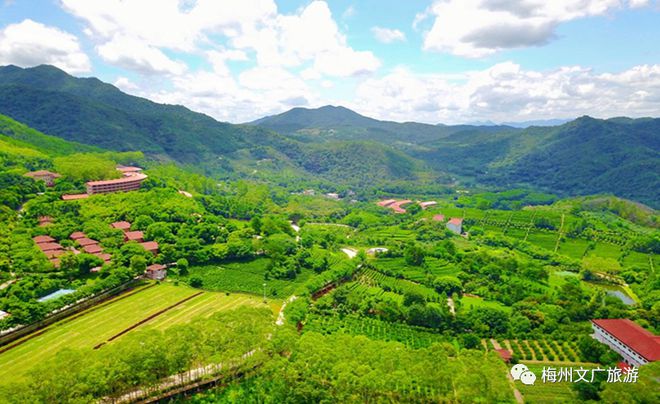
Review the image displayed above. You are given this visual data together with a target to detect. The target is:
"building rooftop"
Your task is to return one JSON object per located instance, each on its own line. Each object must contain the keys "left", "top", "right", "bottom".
{"left": 495, "top": 348, "right": 513, "bottom": 361}
{"left": 147, "top": 264, "right": 166, "bottom": 271}
{"left": 87, "top": 173, "right": 147, "bottom": 187}
{"left": 124, "top": 230, "right": 144, "bottom": 241}
{"left": 377, "top": 199, "right": 397, "bottom": 207}
{"left": 33, "top": 235, "right": 55, "bottom": 243}
{"left": 24, "top": 170, "right": 61, "bottom": 178}
{"left": 592, "top": 319, "right": 660, "bottom": 361}
{"left": 69, "top": 232, "right": 86, "bottom": 240}
{"left": 432, "top": 214, "right": 446, "bottom": 222}
{"left": 448, "top": 218, "right": 464, "bottom": 226}
{"left": 76, "top": 237, "right": 99, "bottom": 247}
{"left": 95, "top": 253, "right": 112, "bottom": 262}
{"left": 82, "top": 244, "right": 103, "bottom": 254}
{"left": 140, "top": 241, "right": 159, "bottom": 253}
{"left": 37, "top": 242, "right": 63, "bottom": 252}
{"left": 62, "top": 193, "right": 89, "bottom": 200}
{"left": 111, "top": 221, "right": 131, "bottom": 230}
{"left": 116, "top": 165, "right": 142, "bottom": 173}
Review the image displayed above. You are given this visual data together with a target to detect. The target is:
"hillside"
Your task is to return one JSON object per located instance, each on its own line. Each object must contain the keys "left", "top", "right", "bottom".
{"left": 252, "top": 105, "right": 513, "bottom": 146}
{"left": 255, "top": 106, "right": 660, "bottom": 207}
{"left": 0, "top": 65, "right": 292, "bottom": 165}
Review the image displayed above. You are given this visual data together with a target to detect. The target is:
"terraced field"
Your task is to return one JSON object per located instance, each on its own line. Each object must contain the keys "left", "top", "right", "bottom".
{"left": 0, "top": 283, "right": 273, "bottom": 384}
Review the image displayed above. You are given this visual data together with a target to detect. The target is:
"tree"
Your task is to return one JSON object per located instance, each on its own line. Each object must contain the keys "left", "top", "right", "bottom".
{"left": 130, "top": 255, "right": 147, "bottom": 274}
{"left": 404, "top": 243, "right": 425, "bottom": 266}
{"left": 176, "top": 258, "right": 189, "bottom": 276}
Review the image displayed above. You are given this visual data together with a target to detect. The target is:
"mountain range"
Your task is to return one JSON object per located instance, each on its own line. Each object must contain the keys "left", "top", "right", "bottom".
{"left": 0, "top": 65, "right": 658, "bottom": 207}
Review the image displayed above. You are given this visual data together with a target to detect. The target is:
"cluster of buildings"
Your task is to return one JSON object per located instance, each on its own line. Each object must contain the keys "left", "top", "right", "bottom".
{"left": 591, "top": 319, "right": 660, "bottom": 368}
{"left": 376, "top": 199, "right": 463, "bottom": 234}
{"left": 57, "top": 165, "right": 147, "bottom": 201}
{"left": 32, "top": 235, "right": 66, "bottom": 267}
{"left": 69, "top": 231, "right": 111, "bottom": 270}
{"left": 111, "top": 221, "right": 159, "bottom": 256}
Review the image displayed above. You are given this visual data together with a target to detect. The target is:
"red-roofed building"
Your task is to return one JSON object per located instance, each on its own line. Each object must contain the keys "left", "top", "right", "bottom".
{"left": 140, "top": 241, "right": 159, "bottom": 255}
{"left": 24, "top": 170, "right": 61, "bottom": 186}
{"left": 390, "top": 199, "right": 412, "bottom": 214}
{"left": 76, "top": 237, "right": 98, "bottom": 247}
{"left": 111, "top": 221, "right": 131, "bottom": 231}
{"left": 33, "top": 235, "right": 55, "bottom": 244}
{"left": 432, "top": 214, "right": 445, "bottom": 222}
{"left": 86, "top": 173, "right": 147, "bottom": 194}
{"left": 45, "top": 250, "right": 66, "bottom": 259}
{"left": 495, "top": 348, "right": 513, "bottom": 363}
{"left": 116, "top": 165, "right": 143, "bottom": 177}
{"left": 447, "top": 218, "right": 463, "bottom": 234}
{"left": 146, "top": 263, "right": 167, "bottom": 280}
{"left": 591, "top": 319, "right": 660, "bottom": 367}
{"left": 82, "top": 244, "right": 103, "bottom": 254}
{"left": 38, "top": 216, "right": 54, "bottom": 227}
{"left": 377, "top": 199, "right": 397, "bottom": 207}
{"left": 419, "top": 201, "right": 437, "bottom": 209}
{"left": 69, "top": 232, "right": 86, "bottom": 240}
{"left": 95, "top": 253, "right": 112, "bottom": 262}
{"left": 62, "top": 193, "right": 89, "bottom": 201}
{"left": 124, "top": 231, "right": 144, "bottom": 242}
{"left": 49, "top": 258, "right": 60, "bottom": 268}
{"left": 37, "top": 242, "right": 63, "bottom": 252}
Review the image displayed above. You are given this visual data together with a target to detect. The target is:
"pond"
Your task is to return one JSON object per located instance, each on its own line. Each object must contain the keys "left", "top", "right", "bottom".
{"left": 586, "top": 282, "right": 636, "bottom": 306}
{"left": 38, "top": 288, "right": 75, "bottom": 303}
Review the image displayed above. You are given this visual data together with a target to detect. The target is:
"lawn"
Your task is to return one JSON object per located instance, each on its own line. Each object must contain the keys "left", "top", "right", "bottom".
{"left": 0, "top": 283, "right": 272, "bottom": 384}
{"left": 516, "top": 362, "right": 597, "bottom": 403}
{"left": 459, "top": 296, "right": 512, "bottom": 313}
{"left": 182, "top": 258, "right": 316, "bottom": 298}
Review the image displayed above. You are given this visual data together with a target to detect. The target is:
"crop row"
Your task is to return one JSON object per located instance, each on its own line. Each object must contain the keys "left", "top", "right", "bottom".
{"left": 505, "top": 339, "right": 580, "bottom": 362}
{"left": 304, "top": 314, "right": 446, "bottom": 349}
{"left": 358, "top": 269, "right": 442, "bottom": 302}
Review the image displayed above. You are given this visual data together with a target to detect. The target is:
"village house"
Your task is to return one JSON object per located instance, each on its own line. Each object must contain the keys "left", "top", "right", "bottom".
{"left": 33, "top": 235, "right": 55, "bottom": 244}
{"left": 591, "top": 319, "right": 660, "bottom": 367}
{"left": 69, "top": 232, "right": 86, "bottom": 240}
{"left": 432, "top": 214, "right": 445, "bottom": 222}
{"left": 124, "top": 231, "right": 144, "bottom": 243}
{"left": 446, "top": 218, "right": 463, "bottom": 234}
{"left": 76, "top": 237, "right": 98, "bottom": 247}
{"left": 38, "top": 216, "right": 54, "bottom": 227}
{"left": 23, "top": 170, "right": 61, "bottom": 187}
{"left": 82, "top": 244, "right": 103, "bottom": 254}
{"left": 145, "top": 263, "right": 167, "bottom": 281}
{"left": 140, "top": 241, "right": 159, "bottom": 255}
{"left": 111, "top": 221, "right": 132, "bottom": 231}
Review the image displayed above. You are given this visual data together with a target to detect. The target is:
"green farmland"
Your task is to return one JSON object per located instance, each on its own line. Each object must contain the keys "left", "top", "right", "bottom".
{"left": 0, "top": 283, "right": 273, "bottom": 384}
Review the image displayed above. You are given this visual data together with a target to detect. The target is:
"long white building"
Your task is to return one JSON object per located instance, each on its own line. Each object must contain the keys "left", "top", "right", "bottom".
{"left": 591, "top": 319, "right": 660, "bottom": 367}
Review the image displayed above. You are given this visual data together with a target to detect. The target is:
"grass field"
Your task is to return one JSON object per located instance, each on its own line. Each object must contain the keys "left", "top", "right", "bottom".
{"left": 182, "top": 258, "right": 316, "bottom": 297}
{"left": 0, "top": 283, "right": 273, "bottom": 384}
{"left": 460, "top": 295, "right": 512, "bottom": 313}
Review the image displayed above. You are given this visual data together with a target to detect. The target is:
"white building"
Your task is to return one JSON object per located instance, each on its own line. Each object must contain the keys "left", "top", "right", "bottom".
{"left": 446, "top": 218, "right": 463, "bottom": 234}
{"left": 0, "top": 310, "right": 9, "bottom": 321}
{"left": 591, "top": 319, "right": 660, "bottom": 367}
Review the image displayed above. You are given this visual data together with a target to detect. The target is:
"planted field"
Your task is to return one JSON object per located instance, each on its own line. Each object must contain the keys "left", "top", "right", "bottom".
{"left": 516, "top": 362, "right": 598, "bottom": 403}
{"left": 526, "top": 231, "right": 559, "bottom": 251}
{"left": 183, "top": 258, "right": 316, "bottom": 297}
{"left": 358, "top": 268, "right": 442, "bottom": 302}
{"left": 587, "top": 242, "right": 622, "bottom": 260}
{"left": 0, "top": 283, "right": 271, "bottom": 384}
{"left": 558, "top": 238, "right": 590, "bottom": 259}
{"left": 304, "top": 314, "right": 447, "bottom": 349}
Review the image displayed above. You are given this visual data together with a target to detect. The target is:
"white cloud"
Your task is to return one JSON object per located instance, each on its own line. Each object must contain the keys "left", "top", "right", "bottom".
{"left": 0, "top": 19, "right": 90, "bottom": 73}
{"left": 351, "top": 63, "right": 660, "bottom": 124}
{"left": 114, "top": 76, "right": 138, "bottom": 92}
{"left": 420, "top": 0, "right": 650, "bottom": 58}
{"left": 371, "top": 27, "right": 406, "bottom": 43}
{"left": 97, "top": 35, "right": 187, "bottom": 75}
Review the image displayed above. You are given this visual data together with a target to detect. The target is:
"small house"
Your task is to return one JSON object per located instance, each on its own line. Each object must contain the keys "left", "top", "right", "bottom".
{"left": 110, "top": 221, "right": 132, "bottom": 231}
{"left": 69, "top": 232, "right": 86, "bottom": 240}
{"left": 82, "top": 244, "right": 103, "bottom": 254}
{"left": 146, "top": 264, "right": 167, "bottom": 280}
{"left": 447, "top": 218, "right": 463, "bottom": 234}
{"left": 124, "top": 231, "right": 144, "bottom": 243}
{"left": 33, "top": 235, "right": 55, "bottom": 244}
{"left": 140, "top": 241, "right": 159, "bottom": 255}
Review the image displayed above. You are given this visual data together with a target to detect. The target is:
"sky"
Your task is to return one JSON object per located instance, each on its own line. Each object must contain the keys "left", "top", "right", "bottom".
{"left": 0, "top": 0, "right": 659, "bottom": 124}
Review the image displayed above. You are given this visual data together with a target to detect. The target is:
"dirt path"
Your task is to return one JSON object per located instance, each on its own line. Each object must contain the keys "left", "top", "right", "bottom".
{"left": 341, "top": 248, "right": 357, "bottom": 259}
{"left": 490, "top": 338, "right": 502, "bottom": 350}
{"left": 447, "top": 297, "right": 455, "bottom": 316}
{"left": 276, "top": 296, "right": 298, "bottom": 326}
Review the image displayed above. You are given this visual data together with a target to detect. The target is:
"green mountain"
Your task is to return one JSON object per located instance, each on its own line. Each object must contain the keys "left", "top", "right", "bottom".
{"left": 0, "top": 65, "right": 291, "bottom": 165}
{"left": 251, "top": 105, "right": 513, "bottom": 146}
{"left": 254, "top": 106, "right": 660, "bottom": 207}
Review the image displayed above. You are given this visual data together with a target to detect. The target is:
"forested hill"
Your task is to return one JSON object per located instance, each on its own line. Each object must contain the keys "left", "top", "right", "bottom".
{"left": 251, "top": 105, "right": 513, "bottom": 145}
{"left": 254, "top": 105, "right": 660, "bottom": 208}
{"left": 0, "top": 65, "right": 289, "bottom": 164}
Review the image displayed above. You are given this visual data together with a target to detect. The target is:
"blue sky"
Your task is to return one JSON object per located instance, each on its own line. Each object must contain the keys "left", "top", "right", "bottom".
{"left": 1, "top": 0, "right": 659, "bottom": 123}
